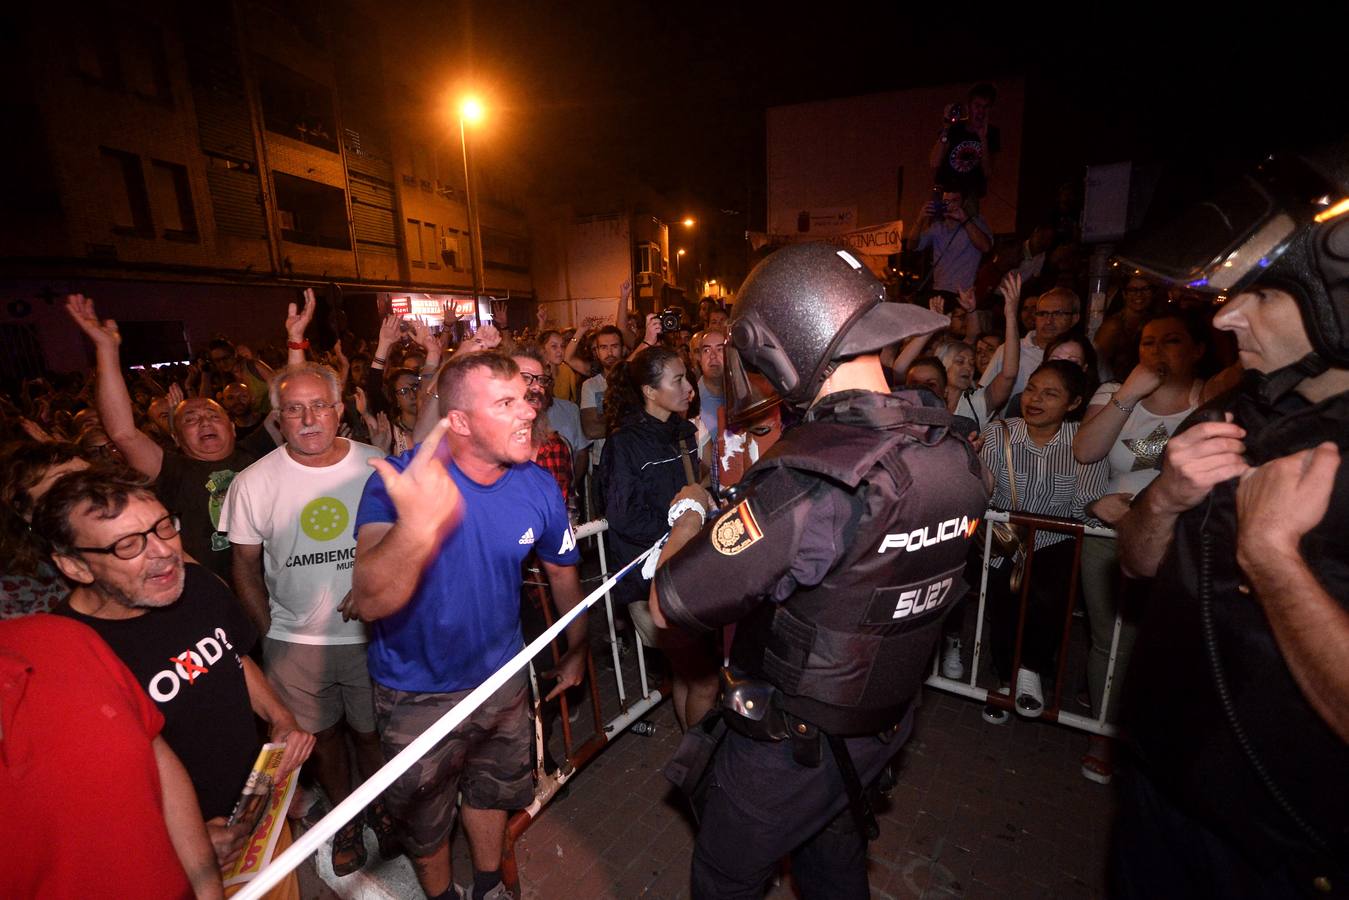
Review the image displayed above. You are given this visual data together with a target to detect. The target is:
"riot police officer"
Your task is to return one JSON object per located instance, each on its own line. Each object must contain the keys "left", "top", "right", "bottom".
{"left": 1113, "top": 143, "right": 1349, "bottom": 898}
{"left": 648, "top": 242, "right": 988, "bottom": 898}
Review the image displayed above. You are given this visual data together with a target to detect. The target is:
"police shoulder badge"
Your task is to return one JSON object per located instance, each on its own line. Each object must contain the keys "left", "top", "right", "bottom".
{"left": 711, "top": 500, "right": 764, "bottom": 556}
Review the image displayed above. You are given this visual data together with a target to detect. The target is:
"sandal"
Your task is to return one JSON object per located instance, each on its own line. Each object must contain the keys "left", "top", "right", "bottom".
{"left": 331, "top": 819, "right": 367, "bottom": 877}
{"left": 1081, "top": 752, "right": 1114, "bottom": 785}
{"left": 367, "top": 800, "right": 404, "bottom": 860}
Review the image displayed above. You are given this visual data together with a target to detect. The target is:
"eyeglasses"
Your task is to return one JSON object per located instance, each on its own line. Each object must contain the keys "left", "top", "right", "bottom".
{"left": 393, "top": 386, "right": 420, "bottom": 397}
{"left": 1035, "top": 310, "right": 1076, "bottom": 320}
{"left": 279, "top": 400, "right": 340, "bottom": 418}
{"left": 73, "top": 513, "right": 182, "bottom": 560}
{"left": 521, "top": 372, "right": 554, "bottom": 387}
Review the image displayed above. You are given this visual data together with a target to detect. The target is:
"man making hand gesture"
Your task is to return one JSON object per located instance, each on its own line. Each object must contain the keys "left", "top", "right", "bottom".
{"left": 350, "top": 352, "right": 584, "bottom": 900}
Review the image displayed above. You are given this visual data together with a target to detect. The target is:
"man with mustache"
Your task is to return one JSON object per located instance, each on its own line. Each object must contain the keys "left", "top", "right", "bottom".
{"left": 220, "top": 363, "right": 391, "bottom": 876}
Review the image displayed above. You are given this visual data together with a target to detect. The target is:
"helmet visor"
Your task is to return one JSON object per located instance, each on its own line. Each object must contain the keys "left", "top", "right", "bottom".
{"left": 724, "top": 344, "right": 784, "bottom": 430}
{"left": 1116, "top": 154, "right": 1345, "bottom": 292}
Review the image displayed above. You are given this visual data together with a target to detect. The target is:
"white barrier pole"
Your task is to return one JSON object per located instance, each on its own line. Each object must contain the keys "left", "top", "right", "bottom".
{"left": 235, "top": 539, "right": 660, "bottom": 900}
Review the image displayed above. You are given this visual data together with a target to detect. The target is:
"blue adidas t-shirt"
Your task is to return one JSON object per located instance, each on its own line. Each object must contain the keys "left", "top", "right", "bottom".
{"left": 354, "top": 445, "right": 580, "bottom": 693}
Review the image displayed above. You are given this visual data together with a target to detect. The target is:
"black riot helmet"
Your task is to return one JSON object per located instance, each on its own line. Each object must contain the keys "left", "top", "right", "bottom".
{"left": 1116, "top": 141, "right": 1349, "bottom": 398}
{"left": 725, "top": 243, "right": 948, "bottom": 419}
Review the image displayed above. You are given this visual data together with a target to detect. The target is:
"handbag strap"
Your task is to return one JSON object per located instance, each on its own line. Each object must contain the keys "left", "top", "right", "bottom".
{"left": 677, "top": 437, "right": 697, "bottom": 486}
{"left": 999, "top": 419, "right": 1019, "bottom": 511}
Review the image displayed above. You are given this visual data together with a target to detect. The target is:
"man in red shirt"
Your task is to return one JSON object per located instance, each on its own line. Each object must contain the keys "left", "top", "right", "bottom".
{"left": 0, "top": 614, "right": 222, "bottom": 899}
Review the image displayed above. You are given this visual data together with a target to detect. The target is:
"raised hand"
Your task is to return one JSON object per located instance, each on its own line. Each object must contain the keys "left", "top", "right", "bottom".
{"left": 644, "top": 313, "right": 662, "bottom": 346}
{"left": 366, "top": 416, "right": 460, "bottom": 537}
{"left": 364, "top": 410, "right": 391, "bottom": 453}
{"left": 409, "top": 317, "right": 435, "bottom": 352}
{"left": 477, "top": 322, "right": 501, "bottom": 349}
{"left": 378, "top": 313, "right": 402, "bottom": 347}
{"left": 536, "top": 305, "right": 547, "bottom": 327}
{"left": 166, "top": 382, "right": 185, "bottom": 410}
{"left": 285, "top": 288, "right": 316, "bottom": 341}
{"left": 65, "top": 294, "right": 120, "bottom": 350}
{"left": 928, "top": 296, "right": 945, "bottom": 314}
{"left": 999, "top": 271, "right": 1022, "bottom": 312}
{"left": 353, "top": 386, "right": 368, "bottom": 417}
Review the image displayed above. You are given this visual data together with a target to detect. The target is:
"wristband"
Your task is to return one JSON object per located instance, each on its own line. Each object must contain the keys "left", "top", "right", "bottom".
{"left": 1110, "top": 393, "right": 1135, "bottom": 414}
{"left": 372, "top": 355, "right": 388, "bottom": 366}
{"left": 287, "top": 339, "right": 310, "bottom": 350}
{"left": 667, "top": 497, "right": 707, "bottom": 528}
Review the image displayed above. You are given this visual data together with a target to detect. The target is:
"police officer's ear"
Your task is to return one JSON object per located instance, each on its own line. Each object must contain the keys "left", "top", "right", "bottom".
{"left": 51, "top": 550, "right": 95, "bottom": 585}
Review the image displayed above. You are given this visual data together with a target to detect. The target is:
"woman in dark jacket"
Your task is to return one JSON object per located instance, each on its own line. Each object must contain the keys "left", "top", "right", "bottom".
{"left": 599, "top": 346, "right": 716, "bottom": 729}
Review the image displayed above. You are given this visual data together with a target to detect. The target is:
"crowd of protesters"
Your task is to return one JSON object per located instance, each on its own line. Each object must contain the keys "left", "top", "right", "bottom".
{"left": 0, "top": 80, "right": 1259, "bottom": 899}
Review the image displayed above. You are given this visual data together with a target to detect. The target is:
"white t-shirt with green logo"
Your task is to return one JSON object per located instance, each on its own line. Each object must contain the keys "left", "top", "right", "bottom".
{"left": 220, "top": 440, "right": 384, "bottom": 645}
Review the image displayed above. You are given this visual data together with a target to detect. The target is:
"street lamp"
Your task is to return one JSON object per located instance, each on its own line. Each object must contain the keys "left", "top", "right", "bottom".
{"left": 458, "top": 95, "right": 487, "bottom": 325}
{"left": 682, "top": 216, "right": 695, "bottom": 227}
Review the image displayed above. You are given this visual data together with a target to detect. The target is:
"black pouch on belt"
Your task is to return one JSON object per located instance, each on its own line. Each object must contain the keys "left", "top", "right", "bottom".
{"left": 719, "top": 667, "right": 790, "bottom": 741}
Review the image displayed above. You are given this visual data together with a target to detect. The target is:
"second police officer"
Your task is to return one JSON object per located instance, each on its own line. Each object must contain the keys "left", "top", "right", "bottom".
{"left": 648, "top": 242, "right": 989, "bottom": 898}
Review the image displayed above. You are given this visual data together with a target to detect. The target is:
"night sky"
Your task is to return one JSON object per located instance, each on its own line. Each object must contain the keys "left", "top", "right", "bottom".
{"left": 376, "top": 3, "right": 1339, "bottom": 230}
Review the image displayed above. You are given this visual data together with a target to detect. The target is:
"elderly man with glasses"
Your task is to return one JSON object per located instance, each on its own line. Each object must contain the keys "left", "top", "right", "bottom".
{"left": 39, "top": 469, "right": 314, "bottom": 887}
{"left": 219, "top": 362, "right": 394, "bottom": 877}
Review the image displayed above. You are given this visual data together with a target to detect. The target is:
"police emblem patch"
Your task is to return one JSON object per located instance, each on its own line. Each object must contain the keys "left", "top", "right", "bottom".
{"left": 711, "top": 500, "right": 763, "bottom": 556}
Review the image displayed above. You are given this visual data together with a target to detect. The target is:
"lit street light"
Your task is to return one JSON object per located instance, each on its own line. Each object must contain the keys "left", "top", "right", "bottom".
{"left": 458, "top": 95, "right": 487, "bottom": 325}
{"left": 682, "top": 216, "right": 695, "bottom": 227}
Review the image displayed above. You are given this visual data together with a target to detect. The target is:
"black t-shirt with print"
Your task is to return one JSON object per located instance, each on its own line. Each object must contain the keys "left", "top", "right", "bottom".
{"left": 155, "top": 449, "right": 257, "bottom": 583}
{"left": 52, "top": 565, "right": 260, "bottom": 819}
{"left": 936, "top": 121, "right": 1000, "bottom": 199}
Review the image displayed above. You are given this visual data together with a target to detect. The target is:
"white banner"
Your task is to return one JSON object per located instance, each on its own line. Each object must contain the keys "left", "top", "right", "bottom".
{"left": 749, "top": 218, "right": 904, "bottom": 256}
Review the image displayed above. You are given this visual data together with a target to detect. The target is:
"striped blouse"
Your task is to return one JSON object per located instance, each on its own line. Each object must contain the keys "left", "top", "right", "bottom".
{"left": 978, "top": 418, "right": 1109, "bottom": 551}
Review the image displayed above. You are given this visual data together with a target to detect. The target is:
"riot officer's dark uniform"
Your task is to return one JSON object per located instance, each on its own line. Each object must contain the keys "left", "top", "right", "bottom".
{"left": 654, "top": 243, "right": 988, "bottom": 898}
{"left": 1113, "top": 145, "right": 1349, "bottom": 898}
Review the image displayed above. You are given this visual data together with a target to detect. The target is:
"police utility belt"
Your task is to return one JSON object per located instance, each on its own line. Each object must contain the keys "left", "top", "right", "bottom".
{"left": 662, "top": 667, "right": 889, "bottom": 841}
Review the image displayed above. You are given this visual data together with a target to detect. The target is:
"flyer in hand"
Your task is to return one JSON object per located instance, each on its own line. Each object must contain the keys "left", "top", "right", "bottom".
{"left": 222, "top": 742, "right": 299, "bottom": 887}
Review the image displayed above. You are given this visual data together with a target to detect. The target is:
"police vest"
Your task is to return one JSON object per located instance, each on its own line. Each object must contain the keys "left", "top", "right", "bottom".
{"left": 729, "top": 392, "right": 988, "bottom": 736}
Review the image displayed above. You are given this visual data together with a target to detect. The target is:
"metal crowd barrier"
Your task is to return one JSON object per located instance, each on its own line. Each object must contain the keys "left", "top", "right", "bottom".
{"left": 924, "top": 508, "right": 1123, "bottom": 737}
{"left": 504, "top": 519, "right": 667, "bottom": 887}
{"left": 235, "top": 520, "right": 662, "bottom": 899}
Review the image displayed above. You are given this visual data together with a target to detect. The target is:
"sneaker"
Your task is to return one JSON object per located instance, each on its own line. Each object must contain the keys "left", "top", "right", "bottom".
{"left": 1015, "top": 668, "right": 1044, "bottom": 718}
{"left": 982, "top": 684, "right": 1010, "bottom": 724}
{"left": 480, "top": 883, "right": 516, "bottom": 900}
{"left": 940, "top": 636, "right": 965, "bottom": 680}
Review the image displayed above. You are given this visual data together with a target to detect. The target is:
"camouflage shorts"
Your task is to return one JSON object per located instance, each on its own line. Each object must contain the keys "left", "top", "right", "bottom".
{"left": 372, "top": 674, "right": 533, "bottom": 856}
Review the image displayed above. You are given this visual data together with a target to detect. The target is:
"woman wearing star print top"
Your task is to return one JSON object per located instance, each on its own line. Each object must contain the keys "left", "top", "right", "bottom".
{"left": 1070, "top": 312, "right": 1216, "bottom": 785}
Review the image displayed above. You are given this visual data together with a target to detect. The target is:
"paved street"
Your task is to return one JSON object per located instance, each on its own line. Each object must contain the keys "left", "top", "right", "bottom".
{"left": 299, "top": 664, "right": 1115, "bottom": 899}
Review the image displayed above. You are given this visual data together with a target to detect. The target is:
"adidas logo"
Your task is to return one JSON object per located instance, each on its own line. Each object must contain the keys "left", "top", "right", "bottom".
{"left": 518, "top": 528, "right": 535, "bottom": 545}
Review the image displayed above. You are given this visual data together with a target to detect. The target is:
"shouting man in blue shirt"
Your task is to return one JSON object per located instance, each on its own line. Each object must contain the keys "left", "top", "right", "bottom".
{"left": 349, "top": 351, "right": 584, "bottom": 900}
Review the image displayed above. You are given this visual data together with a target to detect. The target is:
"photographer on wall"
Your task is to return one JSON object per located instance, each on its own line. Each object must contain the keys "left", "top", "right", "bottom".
{"left": 928, "top": 82, "right": 999, "bottom": 213}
